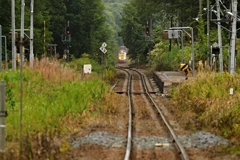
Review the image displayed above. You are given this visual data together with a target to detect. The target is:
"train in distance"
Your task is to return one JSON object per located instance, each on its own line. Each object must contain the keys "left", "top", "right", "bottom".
{"left": 118, "top": 46, "right": 128, "bottom": 63}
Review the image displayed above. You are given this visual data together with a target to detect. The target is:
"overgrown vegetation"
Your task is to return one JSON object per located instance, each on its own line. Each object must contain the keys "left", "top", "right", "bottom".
{"left": 171, "top": 71, "right": 240, "bottom": 156}
{"left": 0, "top": 57, "right": 119, "bottom": 159}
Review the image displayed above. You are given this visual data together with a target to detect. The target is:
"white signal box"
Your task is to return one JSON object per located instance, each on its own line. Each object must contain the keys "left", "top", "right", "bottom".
{"left": 168, "top": 30, "right": 179, "bottom": 39}
{"left": 83, "top": 64, "right": 92, "bottom": 74}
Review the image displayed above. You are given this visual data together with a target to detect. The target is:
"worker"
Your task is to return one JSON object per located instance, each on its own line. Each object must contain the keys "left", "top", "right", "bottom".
{"left": 180, "top": 63, "right": 192, "bottom": 80}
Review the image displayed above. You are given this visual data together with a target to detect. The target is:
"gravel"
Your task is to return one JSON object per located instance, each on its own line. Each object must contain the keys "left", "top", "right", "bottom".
{"left": 71, "top": 72, "right": 230, "bottom": 150}
{"left": 69, "top": 131, "right": 229, "bottom": 149}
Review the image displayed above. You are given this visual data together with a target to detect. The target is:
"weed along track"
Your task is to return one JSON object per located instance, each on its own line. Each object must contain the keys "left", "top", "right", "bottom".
{"left": 114, "top": 67, "right": 189, "bottom": 160}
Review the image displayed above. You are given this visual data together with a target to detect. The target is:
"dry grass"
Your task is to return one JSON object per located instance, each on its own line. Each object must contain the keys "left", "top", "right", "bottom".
{"left": 33, "top": 57, "right": 80, "bottom": 83}
{"left": 171, "top": 71, "right": 240, "bottom": 140}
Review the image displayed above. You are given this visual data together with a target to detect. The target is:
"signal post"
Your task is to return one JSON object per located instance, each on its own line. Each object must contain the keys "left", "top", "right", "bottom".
{"left": 61, "top": 21, "right": 71, "bottom": 62}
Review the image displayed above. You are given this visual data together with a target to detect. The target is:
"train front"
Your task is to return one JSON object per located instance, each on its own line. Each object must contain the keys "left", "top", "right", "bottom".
{"left": 118, "top": 49, "right": 127, "bottom": 63}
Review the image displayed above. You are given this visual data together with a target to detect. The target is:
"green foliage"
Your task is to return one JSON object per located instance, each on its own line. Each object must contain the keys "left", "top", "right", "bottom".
{"left": 225, "top": 144, "right": 240, "bottom": 157}
{"left": 0, "top": 0, "right": 119, "bottom": 62}
{"left": 103, "top": 0, "right": 130, "bottom": 3}
{"left": 150, "top": 40, "right": 192, "bottom": 71}
{"left": 1, "top": 71, "right": 21, "bottom": 110}
{"left": 104, "top": 2, "right": 125, "bottom": 46}
{"left": 0, "top": 68, "right": 109, "bottom": 140}
{"left": 67, "top": 54, "right": 103, "bottom": 74}
{"left": 104, "top": 67, "right": 117, "bottom": 83}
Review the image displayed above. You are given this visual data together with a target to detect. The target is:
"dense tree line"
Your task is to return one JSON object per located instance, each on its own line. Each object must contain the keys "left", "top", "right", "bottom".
{"left": 120, "top": 0, "right": 240, "bottom": 63}
{"left": 0, "top": 0, "right": 123, "bottom": 64}
{"left": 1, "top": 0, "right": 239, "bottom": 67}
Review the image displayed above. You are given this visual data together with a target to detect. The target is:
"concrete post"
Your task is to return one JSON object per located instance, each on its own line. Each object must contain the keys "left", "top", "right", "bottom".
{"left": 0, "top": 25, "right": 2, "bottom": 71}
{"left": 0, "top": 81, "right": 6, "bottom": 151}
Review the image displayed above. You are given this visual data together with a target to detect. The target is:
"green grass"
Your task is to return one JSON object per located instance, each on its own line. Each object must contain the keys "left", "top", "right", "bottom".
{"left": 0, "top": 57, "right": 118, "bottom": 140}
{"left": 0, "top": 57, "right": 121, "bottom": 159}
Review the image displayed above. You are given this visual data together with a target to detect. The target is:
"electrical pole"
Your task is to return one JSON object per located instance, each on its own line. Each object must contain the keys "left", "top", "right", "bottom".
{"left": 0, "top": 25, "right": 2, "bottom": 72}
{"left": 199, "top": 0, "right": 202, "bottom": 17}
{"left": 20, "top": 0, "right": 25, "bottom": 66}
{"left": 19, "top": 0, "right": 25, "bottom": 152}
{"left": 229, "top": 0, "right": 238, "bottom": 74}
{"left": 216, "top": 0, "right": 223, "bottom": 72}
{"left": 207, "top": 0, "right": 210, "bottom": 66}
{"left": 12, "top": 0, "right": 16, "bottom": 69}
{"left": 30, "top": 0, "right": 34, "bottom": 67}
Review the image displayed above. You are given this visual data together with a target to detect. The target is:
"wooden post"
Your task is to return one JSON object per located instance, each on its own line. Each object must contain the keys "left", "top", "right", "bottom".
{"left": 0, "top": 81, "right": 6, "bottom": 151}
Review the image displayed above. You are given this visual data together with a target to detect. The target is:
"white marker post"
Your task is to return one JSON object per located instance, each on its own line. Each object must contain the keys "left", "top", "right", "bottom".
{"left": 0, "top": 81, "right": 6, "bottom": 151}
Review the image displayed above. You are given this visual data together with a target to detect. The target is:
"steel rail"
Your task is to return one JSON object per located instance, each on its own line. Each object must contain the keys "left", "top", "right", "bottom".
{"left": 134, "top": 69, "right": 189, "bottom": 160}
{"left": 124, "top": 69, "right": 132, "bottom": 160}
{"left": 116, "top": 67, "right": 133, "bottom": 160}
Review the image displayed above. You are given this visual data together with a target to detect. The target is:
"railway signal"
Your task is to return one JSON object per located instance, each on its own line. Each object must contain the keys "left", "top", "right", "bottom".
{"left": 212, "top": 47, "right": 220, "bottom": 55}
{"left": 66, "top": 26, "right": 70, "bottom": 34}
{"left": 146, "top": 26, "right": 150, "bottom": 36}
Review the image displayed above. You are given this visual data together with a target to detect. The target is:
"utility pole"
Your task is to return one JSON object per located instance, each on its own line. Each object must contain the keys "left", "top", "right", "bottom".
{"left": 207, "top": 0, "right": 210, "bottom": 66}
{"left": 29, "top": 0, "right": 34, "bottom": 67}
{"left": 12, "top": 0, "right": 16, "bottom": 69}
{"left": 19, "top": 0, "right": 25, "bottom": 152}
{"left": 199, "top": 0, "right": 202, "bottom": 17}
{"left": 216, "top": 0, "right": 223, "bottom": 72}
{"left": 20, "top": 0, "right": 25, "bottom": 66}
{"left": 229, "top": 0, "right": 238, "bottom": 74}
{"left": 0, "top": 25, "right": 2, "bottom": 72}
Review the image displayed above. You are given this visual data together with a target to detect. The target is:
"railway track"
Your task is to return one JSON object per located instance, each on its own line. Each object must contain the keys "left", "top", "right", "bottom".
{"left": 114, "top": 66, "right": 189, "bottom": 160}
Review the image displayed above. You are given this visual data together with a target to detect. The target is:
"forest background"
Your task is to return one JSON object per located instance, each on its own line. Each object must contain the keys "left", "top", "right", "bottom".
{"left": 0, "top": 0, "right": 239, "bottom": 70}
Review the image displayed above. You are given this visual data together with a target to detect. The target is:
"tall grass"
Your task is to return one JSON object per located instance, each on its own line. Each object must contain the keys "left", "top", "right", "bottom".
{"left": 0, "top": 57, "right": 120, "bottom": 159}
{"left": 172, "top": 71, "right": 240, "bottom": 141}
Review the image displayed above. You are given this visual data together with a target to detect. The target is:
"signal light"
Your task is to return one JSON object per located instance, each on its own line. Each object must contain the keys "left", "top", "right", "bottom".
{"left": 66, "top": 26, "right": 70, "bottom": 34}
{"left": 146, "top": 26, "right": 150, "bottom": 36}
{"left": 212, "top": 47, "right": 220, "bottom": 55}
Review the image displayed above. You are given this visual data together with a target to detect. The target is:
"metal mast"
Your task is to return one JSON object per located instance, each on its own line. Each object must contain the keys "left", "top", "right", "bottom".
{"left": 229, "top": 0, "right": 238, "bottom": 74}
{"left": 30, "top": 0, "right": 34, "bottom": 67}
{"left": 207, "top": 0, "right": 210, "bottom": 66}
{"left": 19, "top": 0, "right": 25, "bottom": 151}
{"left": 216, "top": 0, "right": 223, "bottom": 72}
{"left": 12, "top": 0, "right": 16, "bottom": 69}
